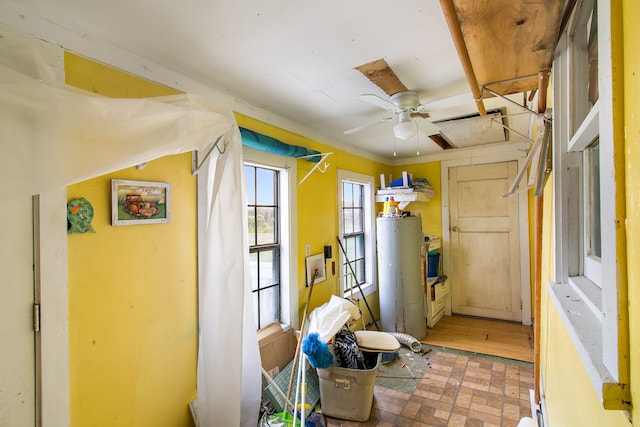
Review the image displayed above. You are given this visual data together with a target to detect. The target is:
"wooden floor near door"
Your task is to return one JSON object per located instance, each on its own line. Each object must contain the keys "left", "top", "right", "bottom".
{"left": 421, "top": 315, "right": 534, "bottom": 363}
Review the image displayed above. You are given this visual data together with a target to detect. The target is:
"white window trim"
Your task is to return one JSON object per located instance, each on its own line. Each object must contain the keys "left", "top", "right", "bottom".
{"left": 241, "top": 146, "right": 298, "bottom": 328}
{"left": 336, "top": 169, "right": 377, "bottom": 299}
{"left": 550, "top": 0, "right": 624, "bottom": 402}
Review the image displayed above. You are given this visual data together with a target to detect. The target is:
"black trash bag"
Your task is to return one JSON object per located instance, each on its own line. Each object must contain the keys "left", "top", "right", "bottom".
{"left": 332, "top": 326, "right": 365, "bottom": 369}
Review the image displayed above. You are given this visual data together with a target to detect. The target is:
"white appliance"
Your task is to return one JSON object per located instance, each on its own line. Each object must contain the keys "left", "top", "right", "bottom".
{"left": 376, "top": 216, "right": 427, "bottom": 339}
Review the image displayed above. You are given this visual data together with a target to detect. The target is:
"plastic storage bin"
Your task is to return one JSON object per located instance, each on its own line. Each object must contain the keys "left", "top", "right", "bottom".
{"left": 427, "top": 252, "right": 440, "bottom": 278}
{"left": 317, "top": 354, "right": 379, "bottom": 421}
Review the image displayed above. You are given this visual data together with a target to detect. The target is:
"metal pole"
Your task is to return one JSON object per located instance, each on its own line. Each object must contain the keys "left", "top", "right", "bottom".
{"left": 336, "top": 236, "right": 380, "bottom": 330}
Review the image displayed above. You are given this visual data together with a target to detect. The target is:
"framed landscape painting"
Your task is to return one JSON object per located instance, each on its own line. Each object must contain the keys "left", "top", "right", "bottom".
{"left": 111, "top": 179, "right": 170, "bottom": 226}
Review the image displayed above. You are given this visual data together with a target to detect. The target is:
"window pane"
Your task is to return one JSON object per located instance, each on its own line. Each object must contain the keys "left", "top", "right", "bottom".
{"left": 256, "top": 168, "right": 275, "bottom": 205}
{"left": 587, "top": 139, "right": 601, "bottom": 258}
{"left": 571, "top": 0, "right": 598, "bottom": 134}
{"left": 343, "top": 209, "right": 354, "bottom": 234}
{"left": 343, "top": 182, "right": 353, "bottom": 208}
{"left": 352, "top": 184, "right": 362, "bottom": 208}
{"left": 257, "top": 249, "right": 279, "bottom": 287}
{"left": 247, "top": 207, "right": 256, "bottom": 246}
{"left": 345, "top": 236, "right": 356, "bottom": 261}
{"left": 354, "top": 258, "right": 365, "bottom": 283}
{"left": 353, "top": 208, "right": 363, "bottom": 233}
{"left": 343, "top": 259, "right": 364, "bottom": 292}
{"left": 249, "top": 252, "right": 259, "bottom": 291}
{"left": 343, "top": 266, "right": 356, "bottom": 292}
{"left": 259, "top": 286, "right": 280, "bottom": 328}
{"left": 245, "top": 165, "right": 255, "bottom": 204}
{"left": 355, "top": 234, "right": 364, "bottom": 259}
{"left": 256, "top": 207, "right": 276, "bottom": 244}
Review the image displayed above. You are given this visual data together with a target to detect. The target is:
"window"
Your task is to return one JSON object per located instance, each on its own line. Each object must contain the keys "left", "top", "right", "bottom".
{"left": 341, "top": 181, "right": 365, "bottom": 293}
{"left": 246, "top": 165, "right": 280, "bottom": 329}
{"left": 337, "top": 169, "right": 376, "bottom": 298}
{"left": 551, "top": 0, "right": 628, "bottom": 406}
{"left": 244, "top": 145, "right": 297, "bottom": 330}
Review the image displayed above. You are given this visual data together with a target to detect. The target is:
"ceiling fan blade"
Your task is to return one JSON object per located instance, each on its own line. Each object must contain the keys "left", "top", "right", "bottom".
{"left": 344, "top": 117, "right": 393, "bottom": 135}
{"left": 355, "top": 58, "right": 408, "bottom": 96}
{"left": 357, "top": 94, "right": 398, "bottom": 111}
{"left": 417, "top": 118, "right": 441, "bottom": 136}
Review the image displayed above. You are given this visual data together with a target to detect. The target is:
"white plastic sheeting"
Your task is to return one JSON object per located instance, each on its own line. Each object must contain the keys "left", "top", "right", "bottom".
{"left": 0, "top": 45, "right": 260, "bottom": 426}
{"left": 194, "top": 127, "right": 261, "bottom": 426}
{"left": 0, "top": 46, "right": 233, "bottom": 199}
{"left": 306, "top": 295, "right": 361, "bottom": 342}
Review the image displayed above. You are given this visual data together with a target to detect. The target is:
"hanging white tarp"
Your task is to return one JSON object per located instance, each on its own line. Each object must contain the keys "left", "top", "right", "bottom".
{"left": 0, "top": 44, "right": 261, "bottom": 426}
{"left": 0, "top": 46, "right": 233, "bottom": 199}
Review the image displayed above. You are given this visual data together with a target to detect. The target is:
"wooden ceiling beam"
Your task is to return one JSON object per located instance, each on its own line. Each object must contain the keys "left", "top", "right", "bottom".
{"left": 537, "top": 70, "right": 550, "bottom": 113}
{"left": 429, "top": 133, "right": 455, "bottom": 150}
{"left": 439, "top": 0, "right": 487, "bottom": 116}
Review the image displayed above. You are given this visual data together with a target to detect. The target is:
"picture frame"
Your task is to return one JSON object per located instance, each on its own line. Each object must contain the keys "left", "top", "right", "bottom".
{"left": 305, "top": 253, "right": 327, "bottom": 286}
{"left": 111, "top": 179, "right": 171, "bottom": 226}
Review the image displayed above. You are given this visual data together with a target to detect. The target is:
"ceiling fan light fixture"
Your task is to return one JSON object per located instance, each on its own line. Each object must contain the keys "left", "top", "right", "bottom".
{"left": 393, "top": 112, "right": 417, "bottom": 140}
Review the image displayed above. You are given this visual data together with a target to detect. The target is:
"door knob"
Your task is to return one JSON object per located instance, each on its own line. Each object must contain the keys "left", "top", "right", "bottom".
{"left": 451, "top": 225, "right": 459, "bottom": 232}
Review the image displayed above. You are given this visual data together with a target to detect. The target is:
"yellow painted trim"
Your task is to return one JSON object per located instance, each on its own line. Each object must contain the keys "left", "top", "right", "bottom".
{"left": 603, "top": 383, "right": 632, "bottom": 410}
{"left": 610, "top": 0, "right": 631, "bottom": 394}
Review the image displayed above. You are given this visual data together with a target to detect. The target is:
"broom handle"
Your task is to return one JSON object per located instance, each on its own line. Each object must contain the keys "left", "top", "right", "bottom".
{"left": 260, "top": 367, "right": 294, "bottom": 409}
{"left": 286, "top": 269, "right": 318, "bottom": 401}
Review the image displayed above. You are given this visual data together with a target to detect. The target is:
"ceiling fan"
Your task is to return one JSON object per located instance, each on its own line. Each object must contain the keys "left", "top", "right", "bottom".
{"left": 345, "top": 58, "right": 453, "bottom": 150}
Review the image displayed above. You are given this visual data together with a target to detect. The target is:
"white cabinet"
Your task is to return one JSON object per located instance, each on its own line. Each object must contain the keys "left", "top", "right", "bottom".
{"left": 425, "top": 276, "right": 450, "bottom": 328}
{"left": 422, "top": 237, "right": 450, "bottom": 328}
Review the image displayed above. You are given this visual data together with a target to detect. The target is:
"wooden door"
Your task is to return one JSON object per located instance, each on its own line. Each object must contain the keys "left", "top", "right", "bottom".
{"left": 449, "top": 162, "right": 522, "bottom": 321}
{"left": 0, "top": 196, "right": 36, "bottom": 426}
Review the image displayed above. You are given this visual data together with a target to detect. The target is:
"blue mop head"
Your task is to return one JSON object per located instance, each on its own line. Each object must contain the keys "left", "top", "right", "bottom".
{"left": 302, "top": 332, "right": 334, "bottom": 369}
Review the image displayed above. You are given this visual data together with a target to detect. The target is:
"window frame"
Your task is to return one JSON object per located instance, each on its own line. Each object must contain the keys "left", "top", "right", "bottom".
{"left": 550, "top": 0, "right": 627, "bottom": 405}
{"left": 336, "top": 169, "right": 377, "bottom": 299}
{"left": 243, "top": 146, "right": 298, "bottom": 328}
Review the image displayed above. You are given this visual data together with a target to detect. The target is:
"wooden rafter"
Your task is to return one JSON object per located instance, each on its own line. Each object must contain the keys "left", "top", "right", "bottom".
{"left": 354, "top": 58, "right": 408, "bottom": 96}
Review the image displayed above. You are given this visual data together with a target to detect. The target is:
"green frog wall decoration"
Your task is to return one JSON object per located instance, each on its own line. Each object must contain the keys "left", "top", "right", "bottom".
{"left": 67, "top": 197, "right": 96, "bottom": 234}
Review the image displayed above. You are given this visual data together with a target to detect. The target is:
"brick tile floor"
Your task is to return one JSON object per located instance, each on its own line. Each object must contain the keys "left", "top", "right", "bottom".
{"left": 324, "top": 349, "right": 533, "bottom": 427}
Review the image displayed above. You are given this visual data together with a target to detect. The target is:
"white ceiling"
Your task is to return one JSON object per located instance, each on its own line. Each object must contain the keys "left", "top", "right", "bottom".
{"left": 3, "top": 0, "right": 536, "bottom": 161}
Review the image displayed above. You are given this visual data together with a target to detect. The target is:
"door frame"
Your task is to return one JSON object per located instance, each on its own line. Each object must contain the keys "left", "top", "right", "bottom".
{"left": 36, "top": 190, "right": 71, "bottom": 426}
{"left": 440, "top": 148, "right": 532, "bottom": 325}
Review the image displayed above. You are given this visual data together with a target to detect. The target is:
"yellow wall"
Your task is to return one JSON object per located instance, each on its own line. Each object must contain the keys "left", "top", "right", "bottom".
{"left": 235, "top": 115, "right": 391, "bottom": 327}
{"left": 542, "top": 300, "right": 629, "bottom": 426}
{"left": 539, "top": 0, "right": 638, "bottom": 425}
{"left": 66, "top": 54, "right": 197, "bottom": 426}
{"left": 539, "top": 178, "right": 628, "bottom": 426}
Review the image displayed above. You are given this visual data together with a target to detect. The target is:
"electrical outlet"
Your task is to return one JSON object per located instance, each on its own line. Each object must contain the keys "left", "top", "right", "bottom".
{"left": 305, "top": 244, "right": 310, "bottom": 257}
